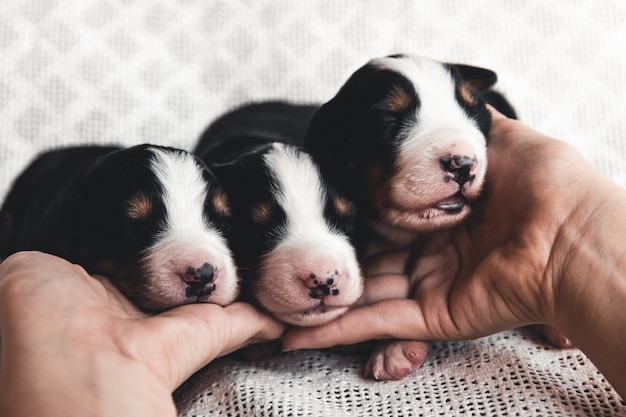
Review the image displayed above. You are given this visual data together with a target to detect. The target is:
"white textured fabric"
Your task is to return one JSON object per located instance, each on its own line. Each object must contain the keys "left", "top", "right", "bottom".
{"left": 175, "top": 332, "right": 622, "bottom": 416}
{"left": 1, "top": 1, "right": 625, "bottom": 416}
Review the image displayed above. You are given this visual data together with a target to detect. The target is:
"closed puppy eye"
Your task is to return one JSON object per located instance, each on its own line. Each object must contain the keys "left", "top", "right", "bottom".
{"left": 251, "top": 201, "right": 272, "bottom": 223}
{"left": 127, "top": 193, "right": 153, "bottom": 220}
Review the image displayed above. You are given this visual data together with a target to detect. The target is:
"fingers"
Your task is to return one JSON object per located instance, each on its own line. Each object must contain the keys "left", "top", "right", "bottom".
{"left": 486, "top": 104, "right": 525, "bottom": 147}
{"left": 282, "top": 298, "right": 426, "bottom": 351}
{"left": 486, "top": 103, "right": 507, "bottom": 121}
{"left": 217, "top": 302, "right": 287, "bottom": 353}
{"left": 359, "top": 273, "right": 411, "bottom": 305}
{"left": 364, "top": 248, "right": 412, "bottom": 276}
{"left": 139, "top": 302, "right": 285, "bottom": 389}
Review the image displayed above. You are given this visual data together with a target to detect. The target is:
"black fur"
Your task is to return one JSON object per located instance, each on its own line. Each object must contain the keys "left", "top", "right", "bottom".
{"left": 195, "top": 102, "right": 355, "bottom": 294}
{"left": 0, "top": 144, "right": 233, "bottom": 311}
{"left": 304, "top": 56, "right": 516, "bottom": 202}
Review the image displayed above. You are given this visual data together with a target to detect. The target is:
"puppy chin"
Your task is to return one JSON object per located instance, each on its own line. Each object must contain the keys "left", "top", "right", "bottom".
{"left": 275, "top": 305, "right": 351, "bottom": 327}
{"left": 377, "top": 158, "right": 486, "bottom": 233}
{"left": 379, "top": 203, "right": 473, "bottom": 232}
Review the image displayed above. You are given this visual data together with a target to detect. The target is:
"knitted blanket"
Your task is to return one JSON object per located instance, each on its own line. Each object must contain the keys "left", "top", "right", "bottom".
{"left": 1, "top": 1, "right": 624, "bottom": 415}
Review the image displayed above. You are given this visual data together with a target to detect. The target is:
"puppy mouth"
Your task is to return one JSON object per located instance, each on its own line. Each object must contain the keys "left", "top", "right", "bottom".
{"left": 434, "top": 193, "right": 467, "bottom": 213}
{"left": 184, "top": 282, "right": 217, "bottom": 302}
{"left": 281, "top": 301, "right": 348, "bottom": 317}
{"left": 376, "top": 190, "right": 473, "bottom": 233}
{"left": 303, "top": 302, "right": 342, "bottom": 315}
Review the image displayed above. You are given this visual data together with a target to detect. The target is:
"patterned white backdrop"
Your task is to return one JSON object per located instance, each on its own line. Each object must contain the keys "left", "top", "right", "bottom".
{"left": 1, "top": 1, "right": 625, "bottom": 416}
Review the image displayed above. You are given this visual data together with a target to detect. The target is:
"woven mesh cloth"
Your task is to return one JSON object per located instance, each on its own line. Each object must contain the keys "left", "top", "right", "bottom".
{"left": 1, "top": 1, "right": 625, "bottom": 416}
{"left": 175, "top": 331, "right": 623, "bottom": 416}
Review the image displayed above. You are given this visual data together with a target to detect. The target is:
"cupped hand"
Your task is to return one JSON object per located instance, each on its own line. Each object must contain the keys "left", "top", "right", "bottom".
{"left": 283, "top": 109, "right": 594, "bottom": 350}
{"left": 0, "top": 251, "right": 285, "bottom": 416}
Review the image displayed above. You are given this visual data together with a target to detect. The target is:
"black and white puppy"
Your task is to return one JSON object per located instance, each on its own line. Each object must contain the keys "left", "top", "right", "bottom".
{"left": 195, "top": 102, "right": 364, "bottom": 327}
{"left": 306, "top": 54, "right": 517, "bottom": 251}
{"left": 0, "top": 144, "right": 238, "bottom": 312}
{"left": 305, "top": 54, "right": 521, "bottom": 380}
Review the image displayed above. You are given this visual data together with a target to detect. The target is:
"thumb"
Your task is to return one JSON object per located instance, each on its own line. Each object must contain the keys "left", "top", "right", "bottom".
{"left": 136, "top": 302, "right": 285, "bottom": 389}
{"left": 282, "top": 298, "right": 428, "bottom": 351}
{"left": 486, "top": 103, "right": 508, "bottom": 122}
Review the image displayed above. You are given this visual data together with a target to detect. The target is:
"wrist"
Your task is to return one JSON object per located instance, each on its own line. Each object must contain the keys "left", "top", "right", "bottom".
{"left": 549, "top": 168, "right": 626, "bottom": 398}
{"left": 550, "top": 172, "right": 625, "bottom": 326}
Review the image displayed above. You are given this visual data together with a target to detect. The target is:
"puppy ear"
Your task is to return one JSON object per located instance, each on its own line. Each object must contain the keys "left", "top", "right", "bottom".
{"left": 450, "top": 64, "right": 498, "bottom": 92}
{"left": 304, "top": 100, "right": 345, "bottom": 172}
{"left": 450, "top": 63, "right": 518, "bottom": 120}
{"left": 305, "top": 60, "right": 375, "bottom": 170}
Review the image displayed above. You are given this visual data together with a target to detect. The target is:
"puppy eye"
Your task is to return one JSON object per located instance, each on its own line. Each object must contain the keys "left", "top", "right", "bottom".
{"left": 333, "top": 197, "right": 354, "bottom": 217}
{"left": 251, "top": 201, "right": 272, "bottom": 223}
{"left": 127, "top": 193, "right": 152, "bottom": 220}
{"left": 212, "top": 192, "right": 231, "bottom": 217}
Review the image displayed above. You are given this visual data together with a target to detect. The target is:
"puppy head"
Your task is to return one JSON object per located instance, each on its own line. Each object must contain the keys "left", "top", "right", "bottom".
{"left": 306, "top": 54, "right": 500, "bottom": 237}
{"left": 216, "top": 143, "right": 363, "bottom": 326}
{"left": 43, "top": 144, "right": 239, "bottom": 312}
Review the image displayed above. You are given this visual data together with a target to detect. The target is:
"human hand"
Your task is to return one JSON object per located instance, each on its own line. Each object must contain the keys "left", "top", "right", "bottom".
{"left": 283, "top": 108, "right": 602, "bottom": 349}
{"left": 0, "top": 251, "right": 285, "bottom": 417}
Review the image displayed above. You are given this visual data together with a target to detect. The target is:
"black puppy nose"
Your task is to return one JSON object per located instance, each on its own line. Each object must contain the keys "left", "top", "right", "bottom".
{"left": 441, "top": 155, "right": 476, "bottom": 185}
{"left": 305, "top": 272, "right": 340, "bottom": 299}
{"left": 184, "top": 263, "right": 217, "bottom": 299}
{"left": 184, "top": 263, "right": 215, "bottom": 284}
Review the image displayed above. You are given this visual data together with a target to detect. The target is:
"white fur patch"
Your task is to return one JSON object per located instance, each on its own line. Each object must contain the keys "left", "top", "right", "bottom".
{"left": 140, "top": 148, "right": 238, "bottom": 308}
{"left": 151, "top": 148, "right": 218, "bottom": 239}
{"left": 263, "top": 143, "right": 333, "bottom": 240}
{"left": 255, "top": 144, "right": 363, "bottom": 326}
{"left": 372, "top": 55, "right": 485, "bottom": 152}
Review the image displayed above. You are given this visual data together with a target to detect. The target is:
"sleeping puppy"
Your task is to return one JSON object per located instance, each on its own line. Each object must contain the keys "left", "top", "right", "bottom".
{"left": 305, "top": 54, "right": 567, "bottom": 380}
{"left": 195, "top": 102, "right": 364, "bottom": 327}
{"left": 306, "top": 54, "right": 517, "bottom": 250}
{"left": 0, "top": 144, "right": 238, "bottom": 312}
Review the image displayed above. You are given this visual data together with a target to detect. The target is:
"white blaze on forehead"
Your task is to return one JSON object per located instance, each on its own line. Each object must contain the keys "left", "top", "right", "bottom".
{"left": 263, "top": 143, "right": 334, "bottom": 239}
{"left": 371, "top": 55, "right": 485, "bottom": 152}
{"left": 135, "top": 148, "right": 238, "bottom": 308}
{"left": 149, "top": 148, "right": 218, "bottom": 237}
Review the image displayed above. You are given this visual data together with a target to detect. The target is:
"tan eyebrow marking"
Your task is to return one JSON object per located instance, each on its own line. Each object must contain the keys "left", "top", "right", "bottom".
{"left": 127, "top": 193, "right": 152, "bottom": 220}
{"left": 212, "top": 192, "right": 231, "bottom": 217}
{"left": 334, "top": 196, "right": 354, "bottom": 217}
{"left": 251, "top": 202, "right": 272, "bottom": 223}
{"left": 459, "top": 83, "right": 478, "bottom": 106}
{"left": 385, "top": 86, "right": 415, "bottom": 113}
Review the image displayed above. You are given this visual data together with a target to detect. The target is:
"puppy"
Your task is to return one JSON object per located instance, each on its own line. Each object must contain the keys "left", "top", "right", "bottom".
{"left": 305, "top": 54, "right": 561, "bottom": 380}
{"left": 195, "top": 102, "right": 364, "bottom": 327}
{"left": 306, "top": 54, "right": 518, "bottom": 250}
{"left": 0, "top": 144, "right": 238, "bottom": 312}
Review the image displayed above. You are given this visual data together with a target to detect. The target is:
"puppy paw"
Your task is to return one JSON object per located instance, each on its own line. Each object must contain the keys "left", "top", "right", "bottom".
{"left": 364, "top": 340, "right": 429, "bottom": 380}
